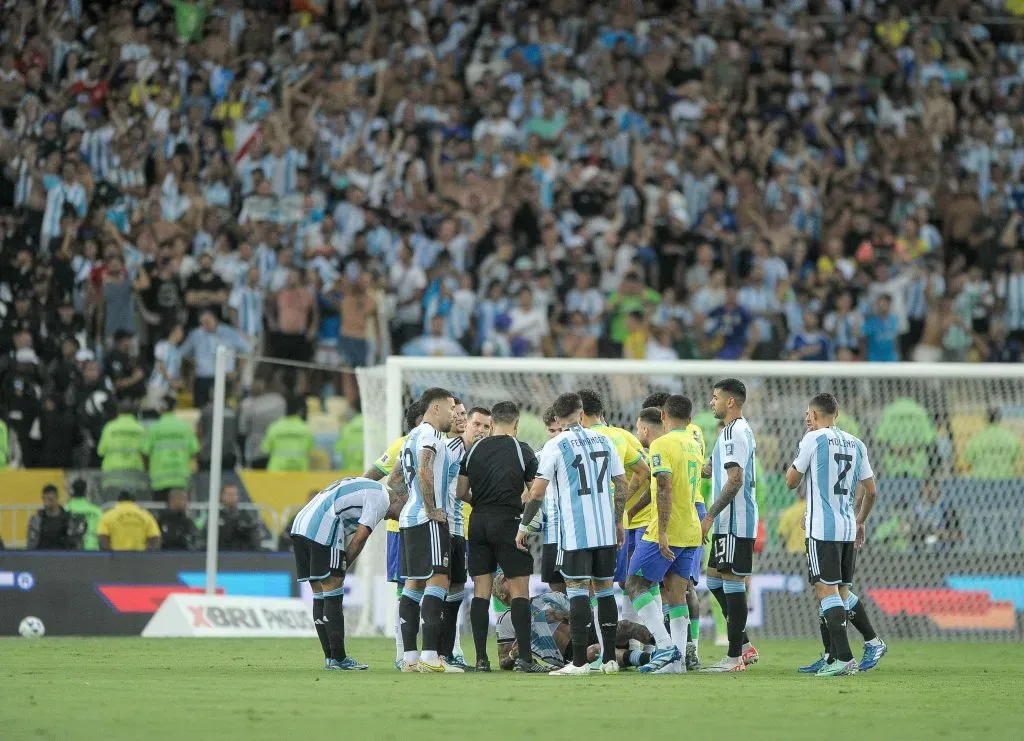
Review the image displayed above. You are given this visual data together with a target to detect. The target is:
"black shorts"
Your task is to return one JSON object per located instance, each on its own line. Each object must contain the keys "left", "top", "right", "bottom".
{"left": 558, "top": 546, "right": 617, "bottom": 581}
{"left": 708, "top": 533, "right": 755, "bottom": 576}
{"left": 468, "top": 509, "right": 534, "bottom": 579}
{"left": 400, "top": 521, "right": 467, "bottom": 583}
{"left": 293, "top": 536, "right": 345, "bottom": 581}
{"left": 542, "top": 543, "right": 564, "bottom": 585}
{"left": 806, "top": 538, "right": 856, "bottom": 586}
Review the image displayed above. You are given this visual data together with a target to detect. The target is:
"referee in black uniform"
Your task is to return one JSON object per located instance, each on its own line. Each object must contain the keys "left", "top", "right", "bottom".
{"left": 457, "top": 400, "right": 542, "bottom": 673}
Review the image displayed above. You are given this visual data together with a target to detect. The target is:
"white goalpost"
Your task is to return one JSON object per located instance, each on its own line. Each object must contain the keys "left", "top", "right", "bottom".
{"left": 352, "top": 357, "right": 1024, "bottom": 642}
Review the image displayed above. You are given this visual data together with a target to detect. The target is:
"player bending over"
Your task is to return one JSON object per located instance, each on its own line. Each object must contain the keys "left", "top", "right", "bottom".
{"left": 291, "top": 476, "right": 405, "bottom": 670}
{"left": 492, "top": 575, "right": 654, "bottom": 671}
{"left": 516, "top": 392, "right": 628, "bottom": 675}
{"left": 625, "top": 397, "right": 704, "bottom": 673}
{"left": 786, "top": 392, "right": 882, "bottom": 677}
{"left": 363, "top": 400, "right": 424, "bottom": 669}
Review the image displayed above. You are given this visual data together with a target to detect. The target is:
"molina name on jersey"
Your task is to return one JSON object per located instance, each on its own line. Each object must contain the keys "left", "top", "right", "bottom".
{"left": 793, "top": 426, "right": 874, "bottom": 542}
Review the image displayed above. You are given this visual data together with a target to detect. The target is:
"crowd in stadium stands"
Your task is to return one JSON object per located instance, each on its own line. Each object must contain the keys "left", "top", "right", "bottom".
{"left": 2, "top": 0, "right": 1024, "bottom": 477}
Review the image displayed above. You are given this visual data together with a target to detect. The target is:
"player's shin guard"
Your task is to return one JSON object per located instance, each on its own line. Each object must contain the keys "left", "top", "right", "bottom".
{"left": 399, "top": 587, "right": 424, "bottom": 661}
{"left": 686, "top": 586, "right": 700, "bottom": 647}
{"left": 419, "top": 585, "right": 447, "bottom": 661}
{"left": 723, "top": 580, "right": 747, "bottom": 659}
{"left": 667, "top": 604, "right": 690, "bottom": 667}
{"left": 821, "top": 594, "right": 853, "bottom": 662}
{"left": 470, "top": 596, "right": 490, "bottom": 664}
{"left": 595, "top": 589, "right": 618, "bottom": 664}
{"left": 845, "top": 592, "right": 878, "bottom": 642}
{"left": 510, "top": 597, "right": 533, "bottom": 665}
{"left": 438, "top": 588, "right": 464, "bottom": 659}
{"left": 312, "top": 595, "right": 331, "bottom": 659}
{"left": 631, "top": 589, "right": 672, "bottom": 649}
{"left": 321, "top": 587, "right": 347, "bottom": 661}
{"left": 568, "top": 589, "right": 593, "bottom": 667}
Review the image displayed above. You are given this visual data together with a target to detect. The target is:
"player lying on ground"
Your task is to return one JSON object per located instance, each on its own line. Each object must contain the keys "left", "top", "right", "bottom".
{"left": 290, "top": 476, "right": 405, "bottom": 670}
{"left": 491, "top": 575, "right": 655, "bottom": 671}
{"left": 786, "top": 392, "right": 884, "bottom": 677}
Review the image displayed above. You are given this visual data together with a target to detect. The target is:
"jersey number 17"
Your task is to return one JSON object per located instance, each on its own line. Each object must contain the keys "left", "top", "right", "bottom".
{"left": 572, "top": 451, "right": 609, "bottom": 496}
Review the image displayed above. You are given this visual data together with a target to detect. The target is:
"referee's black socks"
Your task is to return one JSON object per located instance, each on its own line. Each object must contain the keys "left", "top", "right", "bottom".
{"left": 399, "top": 587, "right": 423, "bottom": 655}
{"left": 321, "top": 586, "right": 347, "bottom": 661}
{"left": 595, "top": 588, "right": 618, "bottom": 664}
{"left": 567, "top": 589, "right": 592, "bottom": 667}
{"left": 312, "top": 595, "right": 330, "bottom": 659}
{"left": 420, "top": 585, "right": 447, "bottom": 657}
{"left": 821, "top": 594, "right": 853, "bottom": 662}
{"left": 471, "top": 596, "right": 490, "bottom": 664}
{"left": 510, "top": 597, "right": 533, "bottom": 665}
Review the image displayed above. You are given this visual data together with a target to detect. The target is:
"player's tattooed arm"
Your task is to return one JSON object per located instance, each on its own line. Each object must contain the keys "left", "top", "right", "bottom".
{"left": 611, "top": 474, "right": 628, "bottom": 524}
{"left": 705, "top": 465, "right": 743, "bottom": 521}
{"left": 627, "top": 456, "right": 650, "bottom": 498}
{"left": 386, "top": 464, "right": 407, "bottom": 497}
{"left": 701, "top": 460, "right": 712, "bottom": 479}
{"left": 456, "top": 474, "right": 472, "bottom": 503}
{"left": 654, "top": 471, "right": 673, "bottom": 557}
{"left": 616, "top": 620, "right": 654, "bottom": 648}
{"left": 626, "top": 489, "right": 651, "bottom": 520}
{"left": 418, "top": 447, "right": 444, "bottom": 521}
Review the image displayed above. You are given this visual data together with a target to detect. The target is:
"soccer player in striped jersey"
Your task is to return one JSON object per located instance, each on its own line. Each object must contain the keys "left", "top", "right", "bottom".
{"left": 363, "top": 400, "right": 424, "bottom": 668}
{"left": 516, "top": 392, "right": 628, "bottom": 675}
{"left": 640, "top": 391, "right": 707, "bottom": 668}
{"left": 786, "top": 392, "right": 882, "bottom": 677}
{"left": 627, "top": 398, "right": 704, "bottom": 673}
{"left": 701, "top": 378, "right": 759, "bottom": 673}
{"left": 532, "top": 406, "right": 566, "bottom": 594}
{"left": 577, "top": 388, "right": 650, "bottom": 659}
{"left": 290, "top": 476, "right": 405, "bottom": 670}
{"left": 386, "top": 387, "right": 460, "bottom": 673}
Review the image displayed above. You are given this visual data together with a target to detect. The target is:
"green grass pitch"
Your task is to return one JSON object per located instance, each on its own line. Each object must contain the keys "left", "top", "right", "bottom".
{"left": 3, "top": 638, "right": 1023, "bottom": 740}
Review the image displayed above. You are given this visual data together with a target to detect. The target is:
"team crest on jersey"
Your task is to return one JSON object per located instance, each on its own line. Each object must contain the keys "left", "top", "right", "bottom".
{"left": 652, "top": 454, "right": 662, "bottom": 467}
{"left": 725, "top": 443, "right": 734, "bottom": 456}
{"left": 442, "top": 555, "right": 449, "bottom": 567}
{"left": 381, "top": 454, "right": 390, "bottom": 463}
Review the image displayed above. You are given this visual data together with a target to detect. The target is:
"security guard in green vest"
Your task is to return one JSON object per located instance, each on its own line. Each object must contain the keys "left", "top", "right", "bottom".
{"left": 261, "top": 397, "right": 314, "bottom": 471}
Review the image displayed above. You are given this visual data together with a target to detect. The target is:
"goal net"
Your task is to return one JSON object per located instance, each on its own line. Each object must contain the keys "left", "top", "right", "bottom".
{"left": 357, "top": 357, "right": 1024, "bottom": 643}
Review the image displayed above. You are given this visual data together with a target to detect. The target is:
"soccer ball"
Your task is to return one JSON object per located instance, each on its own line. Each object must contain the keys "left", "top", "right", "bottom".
{"left": 18, "top": 616, "right": 45, "bottom": 638}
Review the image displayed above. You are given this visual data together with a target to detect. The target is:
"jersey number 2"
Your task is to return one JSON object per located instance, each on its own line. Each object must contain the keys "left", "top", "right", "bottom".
{"left": 572, "top": 451, "right": 609, "bottom": 496}
{"left": 833, "top": 454, "right": 853, "bottom": 497}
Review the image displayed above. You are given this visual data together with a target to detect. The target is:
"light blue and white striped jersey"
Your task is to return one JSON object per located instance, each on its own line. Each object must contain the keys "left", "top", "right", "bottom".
{"left": 228, "top": 285, "right": 265, "bottom": 337}
{"left": 41, "top": 182, "right": 88, "bottom": 245}
{"left": 710, "top": 417, "right": 758, "bottom": 538}
{"left": 536, "top": 424, "right": 624, "bottom": 551}
{"left": 81, "top": 126, "right": 115, "bottom": 178}
{"left": 793, "top": 427, "right": 874, "bottom": 543}
{"left": 906, "top": 273, "right": 945, "bottom": 321}
{"left": 445, "top": 435, "right": 466, "bottom": 537}
{"left": 536, "top": 438, "right": 560, "bottom": 545}
{"left": 398, "top": 422, "right": 454, "bottom": 528}
{"left": 997, "top": 270, "right": 1024, "bottom": 331}
{"left": 495, "top": 592, "right": 569, "bottom": 667}
{"left": 290, "top": 476, "right": 390, "bottom": 548}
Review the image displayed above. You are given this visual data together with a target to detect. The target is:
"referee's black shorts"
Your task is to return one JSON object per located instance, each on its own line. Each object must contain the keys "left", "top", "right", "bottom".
{"left": 467, "top": 508, "right": 534, "bottom": 578}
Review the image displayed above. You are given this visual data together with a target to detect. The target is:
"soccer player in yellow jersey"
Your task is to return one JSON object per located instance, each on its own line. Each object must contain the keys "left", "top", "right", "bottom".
{"left": 577, "top": 390, "right": 650, "bottom": 628}
{"left": 625, "top": 395, "right": 704, "bottom": 674}
{"left": 641, "top": 390, "right": 706, "bottom": 668}
{"left": 363, "top": 400, "right": 424, "bottom": 668}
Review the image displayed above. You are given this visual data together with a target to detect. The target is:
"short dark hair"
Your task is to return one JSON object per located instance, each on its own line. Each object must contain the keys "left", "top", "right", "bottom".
{"left": 642, "top": 391, "right": 670, "bottom": 410}
{"left": 452, "top": 397, "right": 463, "bottom": 407}
{"left": 404, "top": 400, "right": 425, "bottom": 432}
{"left": 577, "top": 388, "right": 603, "bottom": 416}
{"left": 286, "top": 396, "right": 305, "bottom": 416}
{"left": 42, "top": 484, "right": 58, "bottom": 496}
{"left": 491, "top": 401, "right": 520, "bottom": 425}
{"left": 713, "top": 378, "right": 747, "bottom": 406}
{"left": 638, "top": 407, "right": 664, "bottom": 427}
{"left": 117, "top": 490, "right": 136, "bottom": 502}
{"left": 468, "top": 406, "right": 492, "bottom": 419}
{"left": 810, "top": 392, "right": 839, "bottom": 417}
{"left": 542, "top": 405, "right": 557, "bottom": 427}
{"left": 420, "top": 387, "right": 454, "bottom": 410}
{"left": 664, "top": 394, "right": 693, "bottom": 422}
{"left": 989, "top": 406, "right": 1002, "bottom": 426}
{"left": 551, "top": 392, "right": 583, "bottom": 420}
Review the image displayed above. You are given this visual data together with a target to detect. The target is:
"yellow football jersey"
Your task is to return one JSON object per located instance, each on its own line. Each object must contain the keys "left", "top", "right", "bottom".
{"left": 375, "top": 435, "right": 406, "bottom": 533}
{"left": 685, "top": 422, "right": 706, "bottom": 504}
{"left": 643, "top": 429, "right": 703, "bottom": 548}
{"left": 591, "top": 424, "right": 646, "bottom": 529}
